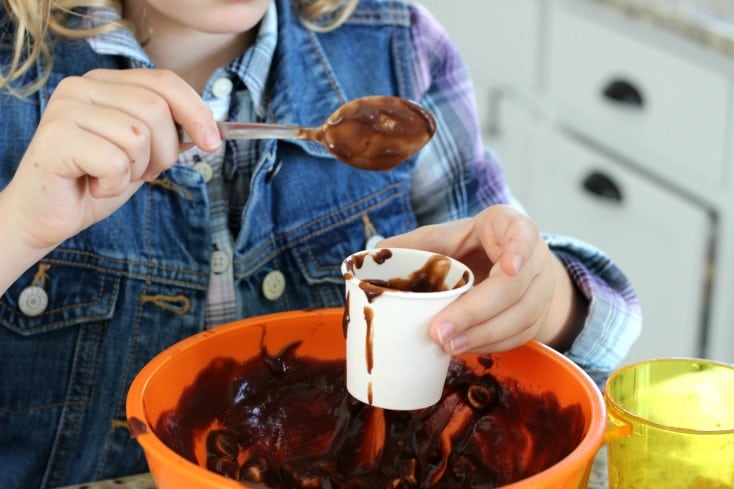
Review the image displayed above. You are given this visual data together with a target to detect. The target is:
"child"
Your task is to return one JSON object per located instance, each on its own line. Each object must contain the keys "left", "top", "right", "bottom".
{"left": 0, "top": 0, "right": 641, "bottom": 487}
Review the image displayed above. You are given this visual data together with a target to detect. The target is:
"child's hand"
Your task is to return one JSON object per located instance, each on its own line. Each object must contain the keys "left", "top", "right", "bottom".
{"left": 0, "top": 68, "right": 221, "bottom": 295}
{"left": 2, "top": 68, "right": 220, "bottom": 252}
{"left": 379, "top": 205, "right": 586, "bottom": 354}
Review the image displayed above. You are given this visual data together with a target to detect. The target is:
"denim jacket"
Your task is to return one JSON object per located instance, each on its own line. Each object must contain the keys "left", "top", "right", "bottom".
{"left": 0, "top": 1, "right": 427, "bottom": 486}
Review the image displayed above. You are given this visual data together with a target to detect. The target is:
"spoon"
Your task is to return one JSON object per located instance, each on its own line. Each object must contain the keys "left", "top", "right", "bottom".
{"left": 179, "top": 95, "right": 437, "bottom": 171}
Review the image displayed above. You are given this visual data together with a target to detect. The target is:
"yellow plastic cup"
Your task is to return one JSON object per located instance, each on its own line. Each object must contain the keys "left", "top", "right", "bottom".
{"left": 604, "top": 358, "right": 734, "bottom": 489}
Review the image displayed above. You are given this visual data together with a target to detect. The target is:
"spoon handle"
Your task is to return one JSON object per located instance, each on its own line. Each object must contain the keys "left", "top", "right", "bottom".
{"left": 178, "top": 122, "right": 303, "bottom": 143}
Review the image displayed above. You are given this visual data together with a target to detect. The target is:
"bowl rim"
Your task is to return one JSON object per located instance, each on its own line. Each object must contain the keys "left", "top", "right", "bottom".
{"left": 126, "top": 307, "right": 606, "bottom": 488}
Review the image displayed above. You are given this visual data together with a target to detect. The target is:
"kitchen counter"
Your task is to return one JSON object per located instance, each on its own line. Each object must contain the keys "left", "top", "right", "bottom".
{"left": 56, "top": 448, "right": 610, "bottom": 489}
{"left": 592, "top": 0, "right": 734, "bottom": 56}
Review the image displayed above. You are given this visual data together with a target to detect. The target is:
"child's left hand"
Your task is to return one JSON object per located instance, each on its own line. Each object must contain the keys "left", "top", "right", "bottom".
{"left": 379, "top": 204, "right": 586, "bottom": 354}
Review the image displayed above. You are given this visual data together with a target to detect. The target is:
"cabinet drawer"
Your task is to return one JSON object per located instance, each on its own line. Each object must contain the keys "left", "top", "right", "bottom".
{"left": 532, "top": 126, "right": 712, "bottom": 364}
{"left": 548, "top": 6, "right": 729, "bottom": 187}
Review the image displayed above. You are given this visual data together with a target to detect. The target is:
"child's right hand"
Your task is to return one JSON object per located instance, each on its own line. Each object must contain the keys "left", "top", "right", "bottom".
{"left": 0, "top": 68, "right": 221, "bottom": 293}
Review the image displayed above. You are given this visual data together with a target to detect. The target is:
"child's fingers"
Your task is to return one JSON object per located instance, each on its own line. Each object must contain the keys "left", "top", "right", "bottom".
{"left": 475, "top": 205, "right": 541, "bottom": 276}
{"left": 84, "top": 68, "right": 222, "bottom": 152}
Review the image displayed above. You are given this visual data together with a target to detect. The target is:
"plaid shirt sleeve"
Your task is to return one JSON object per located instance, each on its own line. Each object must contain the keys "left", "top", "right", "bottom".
{"left": 408, "top": 4, "right": 642, "bottom": 386}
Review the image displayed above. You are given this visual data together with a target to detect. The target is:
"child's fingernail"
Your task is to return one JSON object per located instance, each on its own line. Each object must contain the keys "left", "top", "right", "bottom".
{"left": 448, "top": 334, "right": 469, "bottom": 354}
{"left": 436, "top": 322, "right": 455, "bottom": 344}
{"left": 512, "top": 254, "right": 523, "bottom": 273}
{"left": 205, "top": 127, "right": 222, "bottom": 150}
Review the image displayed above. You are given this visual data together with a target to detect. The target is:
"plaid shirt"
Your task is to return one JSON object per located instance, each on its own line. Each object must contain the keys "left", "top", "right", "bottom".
{"left": 85, "top": 2, "right": 640, "bottom": 385}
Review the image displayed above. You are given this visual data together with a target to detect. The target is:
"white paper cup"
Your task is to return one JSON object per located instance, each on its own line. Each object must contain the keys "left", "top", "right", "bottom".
{"left": 341, "top": 247, "right": 474, "bottom": 410}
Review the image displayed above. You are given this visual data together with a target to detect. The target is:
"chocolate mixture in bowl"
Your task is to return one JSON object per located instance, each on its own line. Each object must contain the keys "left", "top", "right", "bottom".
{"left": 154, "top": 342, "right": 585, "bottom": 489}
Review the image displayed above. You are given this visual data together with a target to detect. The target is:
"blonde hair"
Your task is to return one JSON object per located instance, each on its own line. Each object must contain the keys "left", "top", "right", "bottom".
{"left": 0, "top": 0, "right": 358, "bottom": 95}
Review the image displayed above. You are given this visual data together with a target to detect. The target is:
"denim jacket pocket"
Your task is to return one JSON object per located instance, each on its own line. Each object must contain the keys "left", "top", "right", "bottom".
{"left": 0, "top": 260, "right": 122, "bottom": 488}
{"left": 288, "top": 184, "right": 417, "bottom": 288}
{"left": 0, "top": 261, "right": 119, "bottom": 336}
{"left": 0, "top": 259, "right": 121, "bottom": 414}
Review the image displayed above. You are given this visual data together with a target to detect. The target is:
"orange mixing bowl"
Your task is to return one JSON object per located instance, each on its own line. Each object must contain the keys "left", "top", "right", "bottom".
{"left": 126, "top": 308, "right": 605, "bottom": 489}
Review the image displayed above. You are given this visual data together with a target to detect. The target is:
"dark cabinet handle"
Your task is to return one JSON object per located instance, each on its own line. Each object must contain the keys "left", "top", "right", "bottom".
{"left": 582, "top": 170, "right": 623, "bottom": 203}
{"left": 602, "top": 79, "right": 644, "bottom": 108}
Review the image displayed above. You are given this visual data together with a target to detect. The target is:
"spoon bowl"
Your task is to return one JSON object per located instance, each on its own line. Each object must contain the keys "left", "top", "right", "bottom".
{"left": 180, "top": 95, "right": 436, "bottom": 171}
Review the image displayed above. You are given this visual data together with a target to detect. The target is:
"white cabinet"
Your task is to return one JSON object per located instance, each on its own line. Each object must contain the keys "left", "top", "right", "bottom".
{"left": 533, "top": 125, "right": 713, "bottom": 363}
{"left": 547, "top": 5, "right": 730, "bottom": 190}
{"left": 539, "top": 0, "right": 732, "bottom": 365}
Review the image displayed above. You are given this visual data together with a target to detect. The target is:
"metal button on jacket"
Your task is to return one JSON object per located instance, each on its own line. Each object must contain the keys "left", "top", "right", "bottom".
{"left": 211, "top": 77, "right": 234, "bottom": 99}
{"left": 193, "top": 161, "right": 214, "bottom": 182}
{"left": 262, "top": 270, "right": 286, "bottom": 301}
{"left": 211, "top": 250, "right": 231, "bottom": 274}
{"left": 18, "top": 286, "right": 48, "bottom": 317}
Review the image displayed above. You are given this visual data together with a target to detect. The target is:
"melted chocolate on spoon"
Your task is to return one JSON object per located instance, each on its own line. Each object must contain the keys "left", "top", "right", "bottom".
{"left": 300, "top": 95, "right": 436, "bottom": 171}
